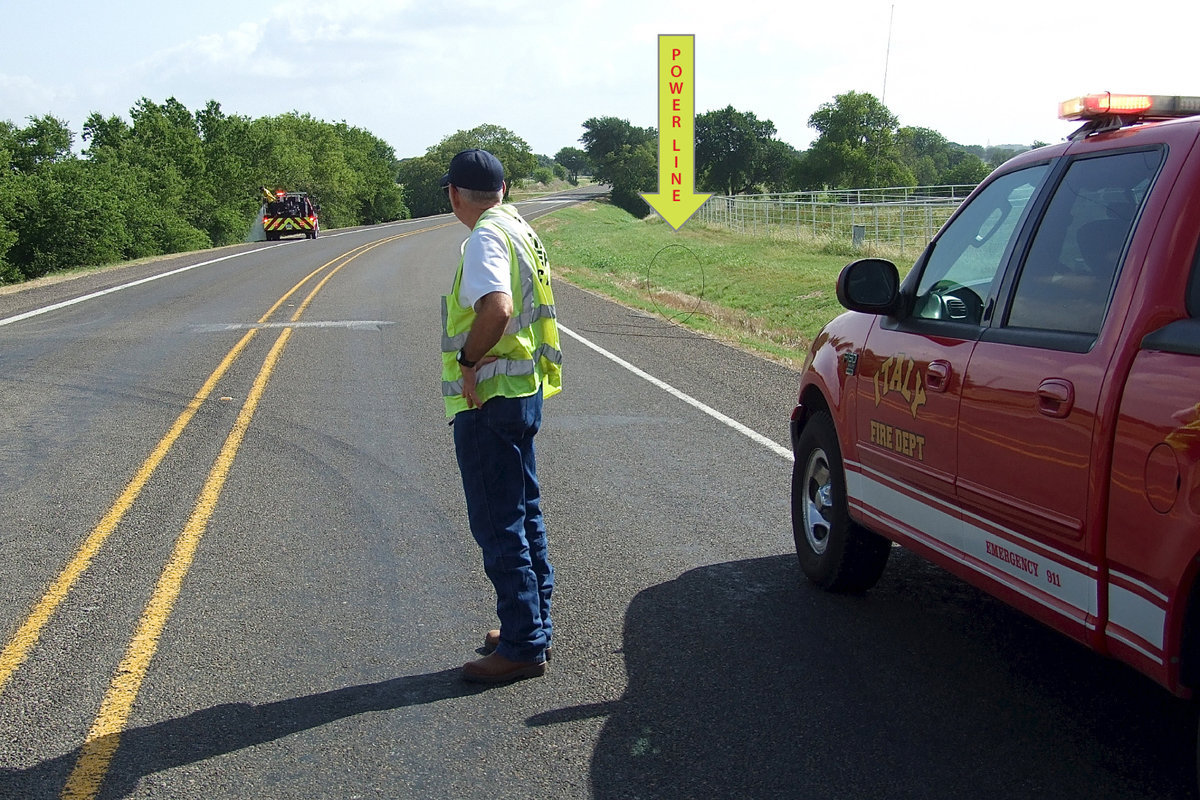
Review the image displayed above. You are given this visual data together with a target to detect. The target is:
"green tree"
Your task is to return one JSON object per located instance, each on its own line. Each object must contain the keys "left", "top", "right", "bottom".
{"left": 1, "top": 97, "right": 409, "bottom": 282}
{"left": 6, "top": 159, "right": 133, "bottom": 278}
{"left": 397, "top": 124, "right": 536, "bottom": 218}
{"left": 607, "top": 143, "right": 655, "bottom": 217}
{"left": 81, "top": 109, "right": 211, "bottom": 258}
{"left": 580, "top": 117, "right": 654, "bottom": 183}
{"left": 554, "top": 146, "right": 591, "bottom": 183}
{"left": 897, "top": 127, "right": 1001, "bottom": 186}
{"left": 82, "top": 113, "right": 130, "bottom": 155}
{"left": 334, "top": 122, "right": 407, "bottom": 225}
{"left": 9, "top": 115, "right": 74, "bottom": 174}
{"left": 437, "top": 124, "right": 537, "bottom": 191}
{"left": 897, "top": 126, "right": 954, "bottom": 185}
{"left": 195, "top": 101, "right": 262, "bottom": 244}
{"left": 795, "top": 91, "right": 915, "bottom": 189}
{"left": 396, "top": 154, "right": 449, "bottom": 219}
{"left": 759, "top": 139, "right": 802, "bottom": 193}
{"left": 983, "top": 144, "right": 1023, "bottom": 168}
{"left": 580, "top": 116, "right": 656, "bottom": 217}
{"left": 942, "top": 154, "right": 991, "bottom": 185}
{"left": 695, "top": 106, "right": 789, "bottom": 195}
{"left": 104, "top": 97, "right": 213, "bottom": 248}
{"left": 0, "top": 129, "right": 21, "bottom": 282}
{"left": 233, "top": 112, "right": 407, "bottom": 231}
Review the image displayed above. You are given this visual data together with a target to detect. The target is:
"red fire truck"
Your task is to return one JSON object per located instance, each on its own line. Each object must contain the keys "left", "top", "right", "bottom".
{"left": 790, "top": 93, "right": 1200, "bottom": 776}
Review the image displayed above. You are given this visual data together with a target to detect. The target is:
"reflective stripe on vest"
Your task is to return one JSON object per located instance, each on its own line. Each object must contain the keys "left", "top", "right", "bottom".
{"left": 441, "top": 343, "right": 564, "bottom": 398}
{"left": 441, "top": 205, "right": 562, "bottom": 416}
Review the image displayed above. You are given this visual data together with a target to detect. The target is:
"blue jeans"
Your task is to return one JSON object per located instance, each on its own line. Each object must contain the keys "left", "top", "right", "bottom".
{"left": 453, "top": 388, "right": 553, "bottom": 663}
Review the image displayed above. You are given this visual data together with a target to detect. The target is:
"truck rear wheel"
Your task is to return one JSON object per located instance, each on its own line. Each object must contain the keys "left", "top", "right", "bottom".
{"left": 792, "top": 412, "right": 891, "bottom": 592}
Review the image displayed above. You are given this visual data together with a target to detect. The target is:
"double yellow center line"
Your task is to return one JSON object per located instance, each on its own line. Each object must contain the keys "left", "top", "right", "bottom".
{"left": 0, "top": 224, "right": 451, "bottom": 799}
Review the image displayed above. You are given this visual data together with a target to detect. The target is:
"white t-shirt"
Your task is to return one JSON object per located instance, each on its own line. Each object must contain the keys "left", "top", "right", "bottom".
{"left": 458, "top": 226, "right": 511, "bottom": 309}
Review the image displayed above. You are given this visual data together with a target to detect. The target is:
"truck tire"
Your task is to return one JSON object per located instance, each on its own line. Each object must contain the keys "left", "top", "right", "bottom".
{"left": 792, "top": 411, "right": 891, "bottom": 592}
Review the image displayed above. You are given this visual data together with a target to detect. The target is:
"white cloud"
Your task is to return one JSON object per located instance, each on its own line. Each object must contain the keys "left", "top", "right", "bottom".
{"left": 3, "top": 0, "right": 1199, "bottom": 159}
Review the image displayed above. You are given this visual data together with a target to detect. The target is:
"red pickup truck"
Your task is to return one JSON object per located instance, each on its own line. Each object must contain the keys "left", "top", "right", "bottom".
{"left": 790, "top": 92, "right": 1200, "bottom": 763}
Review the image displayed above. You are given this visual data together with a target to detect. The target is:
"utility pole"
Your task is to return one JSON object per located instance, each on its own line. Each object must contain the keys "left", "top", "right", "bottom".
{"left": 872, "top": 4, "right": 896, "bottom": 190}
{"left": 882, "top": 4, "right": 894, "bottom": 104}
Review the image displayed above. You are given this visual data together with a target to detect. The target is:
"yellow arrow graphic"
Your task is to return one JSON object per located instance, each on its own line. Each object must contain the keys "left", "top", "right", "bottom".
{"left": 641, "top": 34, "right": 711, "bottom": 230}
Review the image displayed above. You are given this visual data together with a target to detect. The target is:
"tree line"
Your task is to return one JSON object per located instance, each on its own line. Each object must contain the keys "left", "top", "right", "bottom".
{"left": 0, "top": 98, "right": 408, "bottom": 284}
{"left": 1, "top": 89, "right": 1041, "bottom": 285}
{"left": 579, "top": 90, "right": 1044, "bottom": 217}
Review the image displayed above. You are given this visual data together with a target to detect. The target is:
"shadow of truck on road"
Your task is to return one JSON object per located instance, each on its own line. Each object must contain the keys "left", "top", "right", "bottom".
{"left": 544, "top": 553, "right": 1196, "bottom": 800}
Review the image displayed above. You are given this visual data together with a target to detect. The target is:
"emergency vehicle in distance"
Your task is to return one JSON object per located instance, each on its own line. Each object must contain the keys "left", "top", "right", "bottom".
{"left": 260, "top": 187, "right": 319, "bottom": 241}
{"left": 790, "top": 93, "right": 1200, "bottom": 779}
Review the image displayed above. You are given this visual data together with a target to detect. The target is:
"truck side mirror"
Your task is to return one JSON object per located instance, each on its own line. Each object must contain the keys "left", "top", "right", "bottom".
{"left": 836, "top": 258, "right": 902, "bottom": 315}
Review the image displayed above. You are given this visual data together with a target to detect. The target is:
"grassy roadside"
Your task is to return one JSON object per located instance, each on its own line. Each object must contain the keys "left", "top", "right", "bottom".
{"left": 531, "top": 200, "right": 859, "bottom": 367}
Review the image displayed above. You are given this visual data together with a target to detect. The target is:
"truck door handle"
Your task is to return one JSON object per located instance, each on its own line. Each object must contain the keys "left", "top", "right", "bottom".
{"left": 1037, "top": 378, "right": 1075, "bottom": 418}
{"left": 926, "top": 360, "right": 951, "bottom": 393}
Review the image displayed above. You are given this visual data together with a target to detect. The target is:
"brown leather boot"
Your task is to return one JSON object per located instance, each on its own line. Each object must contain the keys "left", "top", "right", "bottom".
{"left": 461, "top": 651, "right": 546, "bottom": 684}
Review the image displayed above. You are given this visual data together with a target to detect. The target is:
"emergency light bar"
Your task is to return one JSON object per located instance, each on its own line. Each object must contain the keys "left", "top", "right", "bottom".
{"left": 1059, "top": 93, "right": 1200, "bottom": 121}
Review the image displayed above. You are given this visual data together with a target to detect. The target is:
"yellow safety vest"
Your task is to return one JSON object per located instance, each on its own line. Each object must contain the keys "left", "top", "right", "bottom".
{"left": 441, "top": 205, "right": 563, "bottom": 417}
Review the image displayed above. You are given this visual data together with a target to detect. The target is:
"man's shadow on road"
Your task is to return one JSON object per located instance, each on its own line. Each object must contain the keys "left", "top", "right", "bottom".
{"left": 0, "top": 668, "right": 485, "bottom": 799}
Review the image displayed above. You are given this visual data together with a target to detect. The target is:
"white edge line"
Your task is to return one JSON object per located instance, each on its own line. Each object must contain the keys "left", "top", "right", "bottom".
{"left": 0, "top": 206, "right": 582, "bottom": 329}
{"left": 0, "top": 216, "right": 447, "bottom": 328}
{"left": 0, "top": 248, "right": 262, "bottom": 328}
{"left": 557, "top": 323, "right": 793, "bottom": 461}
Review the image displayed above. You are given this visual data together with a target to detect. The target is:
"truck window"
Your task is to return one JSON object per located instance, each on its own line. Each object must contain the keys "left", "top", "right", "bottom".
{"left": 913, "top": 165, "right": 1048, "bottom": 325}
{"left": 1006, "top": 149, "right": 1163, "bottom": 335}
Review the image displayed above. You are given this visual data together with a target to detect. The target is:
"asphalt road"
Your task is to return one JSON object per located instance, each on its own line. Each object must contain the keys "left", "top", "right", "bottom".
{"left": 0, "top": 191, "right": 1195, "bottom": 799}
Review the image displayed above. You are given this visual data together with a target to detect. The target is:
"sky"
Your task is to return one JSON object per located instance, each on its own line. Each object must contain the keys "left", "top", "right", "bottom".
{"left": 4, "top": 0, "right": 1199, "bottom": 163}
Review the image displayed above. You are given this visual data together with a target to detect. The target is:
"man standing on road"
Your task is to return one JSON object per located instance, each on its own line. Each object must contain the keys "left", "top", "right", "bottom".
{"left": 440, "top": 149, "right": 563, "bottom": 684}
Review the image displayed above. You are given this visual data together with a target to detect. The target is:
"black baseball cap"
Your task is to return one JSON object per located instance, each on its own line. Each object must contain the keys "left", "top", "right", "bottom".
{"left": 440, "top": 149, "right": 505, "bottom": 192}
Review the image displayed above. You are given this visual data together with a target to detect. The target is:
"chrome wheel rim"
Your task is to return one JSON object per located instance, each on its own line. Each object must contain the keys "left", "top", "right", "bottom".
{"left": 803, "top": 448, "right": 834, "bottom": 555}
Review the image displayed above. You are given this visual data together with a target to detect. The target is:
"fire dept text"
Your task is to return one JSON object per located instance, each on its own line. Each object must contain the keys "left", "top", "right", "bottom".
{"left": 869, "top": 420, "right": 926, "bottom": 461}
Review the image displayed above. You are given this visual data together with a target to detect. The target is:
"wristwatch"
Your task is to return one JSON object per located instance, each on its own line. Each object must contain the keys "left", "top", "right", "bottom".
{"left": 456, "top": 348, "right": 477, "bottom": 369}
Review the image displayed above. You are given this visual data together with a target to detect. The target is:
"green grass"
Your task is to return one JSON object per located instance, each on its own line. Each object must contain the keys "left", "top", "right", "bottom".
{"left": 532, "top": 200, "right": 856, "bottom": 365}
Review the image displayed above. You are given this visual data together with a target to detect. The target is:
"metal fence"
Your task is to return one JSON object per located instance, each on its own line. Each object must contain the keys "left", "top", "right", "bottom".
{"left": 694, "top": 185, "right": 975, "bottom": 257}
